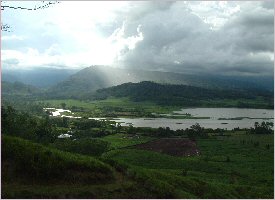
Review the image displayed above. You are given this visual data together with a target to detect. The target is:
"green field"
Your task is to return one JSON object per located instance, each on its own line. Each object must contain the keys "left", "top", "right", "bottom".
{"left": 100, "top": 133, "right": 153, "bottom": 149}
{"left": 2, "top": 128, "right": 274, "bottom": 198}
{"left": 102, "top": 134, "right": 274, "bottom": 198}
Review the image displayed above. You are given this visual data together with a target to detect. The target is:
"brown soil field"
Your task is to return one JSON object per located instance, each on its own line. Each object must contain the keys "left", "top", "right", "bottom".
{"left": 132, "top": 138, "right": 200, "bottom": 157}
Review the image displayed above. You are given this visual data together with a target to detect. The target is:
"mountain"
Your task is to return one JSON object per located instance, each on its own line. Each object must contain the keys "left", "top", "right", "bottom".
{"left": 2, "top": 67, "right": 78, "bottom": 88}
{"left": 92, "top": 81, "right": 273, "bottom": 108}
{"left": 47, "top": 65, "right": 274, "bottom": 99}
{"left": 2, "top": 81, "right": 42, "bottom": 96}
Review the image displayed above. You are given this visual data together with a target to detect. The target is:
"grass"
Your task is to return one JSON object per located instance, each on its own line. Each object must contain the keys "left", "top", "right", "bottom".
{"left": 2, "top": 133, "right": 274, "bottom": 198}
{"left": 2, "top": 134, "right": 214, "bottom": 199}
{"left": 2, "top": 135, "right": 114, "bottom": 184}
{"left": 2, "top": 135, "right": 164, "bottom": 198}
{"left": 2, "top": 181, "right": 159, "bottom": 199}
{"left": 100, "top": 133, "right": 153, "bottom": 149}
{"left": 102, "top": 134, "right": 274, "bottom": 198}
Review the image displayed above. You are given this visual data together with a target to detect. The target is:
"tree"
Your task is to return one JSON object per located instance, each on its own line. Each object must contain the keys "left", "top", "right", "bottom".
{"left": 61, "top": 102, "right": 66, "bottom": 109}
{"left": 35, "top": 116, "right": 57, "bottom": 143}
{"left": 62, "top": 117, "right": 69, "bottom": 128}
{"left": 251, "top": 121, "right": 273, "bottom": 134}
{"left": 187, "top": 123, "right": 208, "bottom": 139}
{"left": 127, "top": 125, "right": 135, "bottom": 135}
{"left": 190, "top": 123, "right": 203, "bottom": 133}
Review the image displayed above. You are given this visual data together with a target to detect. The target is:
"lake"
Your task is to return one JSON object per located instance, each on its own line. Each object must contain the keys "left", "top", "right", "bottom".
{"left": 44, "top": 107, "right": 274, "bottom": 130}
{"left": 104, "top": 108, "right": 274, "bottom": 130}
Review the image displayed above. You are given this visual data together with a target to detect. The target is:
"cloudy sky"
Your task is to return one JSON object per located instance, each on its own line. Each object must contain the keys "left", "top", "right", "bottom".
{"left": 1, "top": 1, "right": 274, "bottom": 76}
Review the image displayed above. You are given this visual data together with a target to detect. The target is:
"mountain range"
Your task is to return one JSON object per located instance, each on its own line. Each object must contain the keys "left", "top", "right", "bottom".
{"left": 2, "top": 65, "right": 274, "bottom": 101}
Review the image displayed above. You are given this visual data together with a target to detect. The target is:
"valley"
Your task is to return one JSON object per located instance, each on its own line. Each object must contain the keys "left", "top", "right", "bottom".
{"left": 1, "top": 66, "right": 274, "bottom": 199}
{"left": 2, "top": 1, "right": 274, "bottom": 198}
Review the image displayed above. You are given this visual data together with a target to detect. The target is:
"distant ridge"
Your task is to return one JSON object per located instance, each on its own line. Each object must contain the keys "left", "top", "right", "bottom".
{"left": 46, "top": 65, "right": 273, "bottom": 99}
{"left": 91, "top": 81, "right": 273, "bottom": 108}
{"left": 2, "top": 67, "right": 77, "bottom": 88}
{"left": 2, "top": 81, "right": 42, "bottom": 95}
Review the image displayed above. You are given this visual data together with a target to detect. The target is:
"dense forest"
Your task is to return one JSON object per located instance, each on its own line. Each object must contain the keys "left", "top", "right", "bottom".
{"left": 2, "top": 79, "right": 273, "bottom": 109}
{"left": 91, "top": 81, "right": 273, "bottom": 108}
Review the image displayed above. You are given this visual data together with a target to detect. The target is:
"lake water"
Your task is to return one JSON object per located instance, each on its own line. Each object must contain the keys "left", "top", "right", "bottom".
{"left": 105, "top": 108, "right": 274, "bottom": 130}
{"left": 44, "top": 107, "right": 274, "bottom": 130}
{"left": 173, "top": 108, "right": 274, "bottom": 119}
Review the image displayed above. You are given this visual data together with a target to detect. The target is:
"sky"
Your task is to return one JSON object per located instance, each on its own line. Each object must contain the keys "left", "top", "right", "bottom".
{"left": 1, "top": 1, "right": 274, "bottom": 76}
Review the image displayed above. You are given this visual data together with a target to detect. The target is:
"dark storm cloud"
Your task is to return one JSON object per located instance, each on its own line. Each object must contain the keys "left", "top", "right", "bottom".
{"left": 115, "top": 1, "right": 274, "bottom": 76}
{"left": 223, "top": 7, "right": 274, "bottom": 53}
{"left": 116, "top": 2, "right": 211, "bottom": 70}
{"left": 262, "top": 0, "right": 274, "bottom": 10}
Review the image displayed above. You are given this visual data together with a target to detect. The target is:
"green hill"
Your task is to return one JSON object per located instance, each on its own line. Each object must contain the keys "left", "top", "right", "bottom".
{"left": 92, "top": 81, "right": 273, "bottom": 108}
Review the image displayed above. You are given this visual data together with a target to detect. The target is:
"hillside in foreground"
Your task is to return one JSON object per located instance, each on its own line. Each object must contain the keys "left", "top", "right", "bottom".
{"left": 2, "top": 135, "right": 167, "bottom": 198}
{"left": 2, "top": 132, "right": 273, "bottom": 199}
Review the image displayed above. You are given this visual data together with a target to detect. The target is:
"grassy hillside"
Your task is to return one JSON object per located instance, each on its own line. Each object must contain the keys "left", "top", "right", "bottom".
{"left": 102, "top": 134, "right": 274, "bottom": 199}
{"left": 1, "top": 135, "right": 184, "bottom": 198}
{"left": 2, "top": 130, "right": 273, "bottom": 198}
{"left": 2, "top": 135, "right": 114, "bottom": 184}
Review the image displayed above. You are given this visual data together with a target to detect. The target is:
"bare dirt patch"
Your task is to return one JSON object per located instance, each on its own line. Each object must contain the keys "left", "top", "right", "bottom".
{"left": 132, "top": 138, "right": 200, "bottom": 157}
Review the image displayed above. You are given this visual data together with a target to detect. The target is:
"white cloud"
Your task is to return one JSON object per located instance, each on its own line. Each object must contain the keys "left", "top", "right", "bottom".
{"left": 1, "top": 20, "right": 144, "bottom": 69}
{"left": 186, "top": 1, "right": 241, "bottom": 30}
{"left": 2, "top": 34, "right": 25, "bottom": 41}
